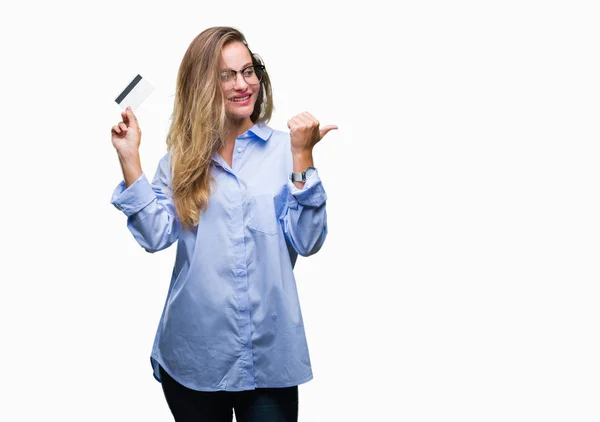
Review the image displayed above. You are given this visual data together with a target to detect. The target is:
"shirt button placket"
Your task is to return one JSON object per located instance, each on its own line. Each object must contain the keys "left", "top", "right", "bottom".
{"left": 232, "top": 177, "right": 253, "bottom": 386}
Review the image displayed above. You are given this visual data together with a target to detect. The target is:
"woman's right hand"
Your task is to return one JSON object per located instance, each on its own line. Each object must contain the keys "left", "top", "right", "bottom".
{"left": 111, "top": 106, "right": 142, "bottom": 157}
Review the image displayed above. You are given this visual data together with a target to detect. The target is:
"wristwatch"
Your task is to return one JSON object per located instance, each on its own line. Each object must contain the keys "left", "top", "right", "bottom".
{"left": 290, "top": 167, "right": 315, "bottom": 182}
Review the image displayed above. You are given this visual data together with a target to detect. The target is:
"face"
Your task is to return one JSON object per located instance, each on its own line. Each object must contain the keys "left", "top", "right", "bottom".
{"left": 219, "top": 41, "right": 260, "bottom": 122}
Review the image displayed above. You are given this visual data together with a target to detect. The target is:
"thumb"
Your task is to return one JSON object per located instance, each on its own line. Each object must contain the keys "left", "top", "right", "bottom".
{"left": 125, "top": 107, "right": 140, "bottom": 129}
{"left": 319, "top": 125, "right": 338, "bottom": 140}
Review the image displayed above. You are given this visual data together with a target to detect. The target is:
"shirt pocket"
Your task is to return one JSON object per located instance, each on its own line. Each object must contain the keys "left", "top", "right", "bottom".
{"left": 248, "top": 194, "right": 278, "bottom": 236}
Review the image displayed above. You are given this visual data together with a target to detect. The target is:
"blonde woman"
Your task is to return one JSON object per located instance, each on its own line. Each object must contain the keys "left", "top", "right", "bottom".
{"left": 110, "top": 26, "right": 336, "bottom": 422}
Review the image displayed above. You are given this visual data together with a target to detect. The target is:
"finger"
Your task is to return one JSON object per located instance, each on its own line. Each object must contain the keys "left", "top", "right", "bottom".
{"left": 319, "top": 125, "right": 338, "bottom": 139}
{"left": 119, "top": 122, "right": 128, "bottom": 132}
{"left": 305, "top": 112, "right": 321, "bottom": 128}
{"left": 287, "top": 116, "right": 301, "bottom": 130}
{"left": 302, "top": 111, "right": 318, "bottom": 124}
{"left": 112, "top": 125, "right": 121, "bottom": 134}
{"left": 294, "top": 113, "right": 313, "bottom": 127}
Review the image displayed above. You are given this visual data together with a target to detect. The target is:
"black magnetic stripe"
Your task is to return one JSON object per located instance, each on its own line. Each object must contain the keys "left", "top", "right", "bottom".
{"left": 115, "top": 74, "right": 143, "bottom": 104}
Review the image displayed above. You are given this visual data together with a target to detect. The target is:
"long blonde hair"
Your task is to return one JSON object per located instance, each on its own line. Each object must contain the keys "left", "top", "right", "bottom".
{"left": 166, "top": 27, "right": 273, "bottom": 230}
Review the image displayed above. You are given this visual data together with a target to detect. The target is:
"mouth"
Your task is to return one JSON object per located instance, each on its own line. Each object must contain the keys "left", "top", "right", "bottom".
{"left": 229, "top": 94, "right": 251, "bottom": 104}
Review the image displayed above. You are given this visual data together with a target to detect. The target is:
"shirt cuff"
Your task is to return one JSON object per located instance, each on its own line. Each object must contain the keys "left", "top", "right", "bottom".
{"left": 286, "top": 168, "right": 327, "bottom": 209}
{"left": 111, "top": 173, "right": 156, "bottom": 217}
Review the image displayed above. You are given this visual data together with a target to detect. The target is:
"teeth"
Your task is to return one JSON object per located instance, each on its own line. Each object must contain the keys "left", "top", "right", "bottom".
{"left": 231, "top": 95, "right": 250, "bottom": 102}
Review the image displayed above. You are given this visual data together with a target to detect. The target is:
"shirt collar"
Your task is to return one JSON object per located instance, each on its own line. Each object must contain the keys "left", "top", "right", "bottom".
{"left": 247, "top": 122, "right": 273, "bottom": 141}
{"left": 211, "top": 122, "right": 273, "bottom": 165}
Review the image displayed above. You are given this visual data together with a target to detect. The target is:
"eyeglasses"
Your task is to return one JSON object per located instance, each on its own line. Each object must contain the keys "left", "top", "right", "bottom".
{"left": 220, "top": 65, "right": 265, "bottom": 87}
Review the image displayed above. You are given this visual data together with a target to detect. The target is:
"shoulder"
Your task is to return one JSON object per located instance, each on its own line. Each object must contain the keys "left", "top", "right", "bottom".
{"left": 157, "top": 152, "right": 172, "bottom": 172}
{"left": 269, "top": 128, "right": 290, "bottom": 141}
{"left": 265, "top": 128, "right": 292, "bottom": 162}
{"left": 258, "top": 123, "right": 290, "bottom": 145}
{"left": 151, "top": 152, "right": 173, "bottom": 185}
{"left": 250, "top": 122, "right": 290, "bottom": 153}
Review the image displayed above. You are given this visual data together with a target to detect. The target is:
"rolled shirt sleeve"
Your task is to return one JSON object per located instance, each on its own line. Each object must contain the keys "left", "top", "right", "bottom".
{"left": 111, "top": 174, "right": 156, "bottom": 217}
{"left": 280, "top": 168, "right": 328, "bottom": 257}
{"left": 111, "top": 155, "right": 181, "bottom": 252}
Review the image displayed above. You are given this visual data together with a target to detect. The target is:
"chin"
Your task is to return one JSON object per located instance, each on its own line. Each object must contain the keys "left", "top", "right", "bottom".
{"left": 226, "top": 105, "right": 257, "bottom": 120}
{"left": 227, "top": 111, "right": 252, "bottom": 121}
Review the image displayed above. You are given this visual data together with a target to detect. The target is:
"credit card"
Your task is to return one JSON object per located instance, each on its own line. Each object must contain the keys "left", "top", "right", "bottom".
{"left": 115, "top": 74, "right": 154, "bottom": 111}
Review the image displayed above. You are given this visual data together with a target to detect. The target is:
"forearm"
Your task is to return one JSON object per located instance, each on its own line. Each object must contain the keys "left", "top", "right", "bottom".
{"left": 291, "top": 150, "right": 314, "bottom": 190}
{"left": 118, "top": 151, "right": 143, "bottom": 188}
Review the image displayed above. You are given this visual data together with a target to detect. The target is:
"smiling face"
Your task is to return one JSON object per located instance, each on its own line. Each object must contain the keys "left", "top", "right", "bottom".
{"left": 219, "top": 41, "right": 260, "bottom": 124}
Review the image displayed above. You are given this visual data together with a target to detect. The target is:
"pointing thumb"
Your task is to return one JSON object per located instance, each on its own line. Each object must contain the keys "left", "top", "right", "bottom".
{"left": 319, "top": 125, "right": 338, "bottom": 140}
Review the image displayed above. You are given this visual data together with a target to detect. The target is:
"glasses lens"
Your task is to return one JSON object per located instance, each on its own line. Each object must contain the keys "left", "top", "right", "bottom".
{"left": 220, "top": 70, "right": 235, "bottom": 83}
{"left": 243, "top": 66, "right": 262, "bottom": 84}
{"left": 220, "top": 67, "right": 264, "bottom": 86}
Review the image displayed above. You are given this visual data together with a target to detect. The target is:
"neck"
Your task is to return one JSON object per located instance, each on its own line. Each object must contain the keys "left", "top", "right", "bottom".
{"left": 224, "top": 117, "right": 254, "bottom": 147}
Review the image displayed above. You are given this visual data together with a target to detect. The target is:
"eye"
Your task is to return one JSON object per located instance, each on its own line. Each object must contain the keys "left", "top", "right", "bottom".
{"left": 220, "top": 71, "right": 233, "bottom": 82}
{"left": 242, "top": 67, "right": 255, "bottom": 78}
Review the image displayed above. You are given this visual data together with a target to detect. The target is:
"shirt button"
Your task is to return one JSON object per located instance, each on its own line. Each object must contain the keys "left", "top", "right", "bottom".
{"left": 237, "top": 147, "right": 242, "bottom": 153}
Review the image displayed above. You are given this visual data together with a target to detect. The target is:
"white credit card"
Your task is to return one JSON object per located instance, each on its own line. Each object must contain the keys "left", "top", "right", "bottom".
{"left": 115, "top": 74, "right": 154, "bottom": 111}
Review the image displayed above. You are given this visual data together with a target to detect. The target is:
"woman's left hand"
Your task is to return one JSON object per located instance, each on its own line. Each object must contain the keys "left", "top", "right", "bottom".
{"left": 288, "top": 112, "right": 337, "bottom": 155}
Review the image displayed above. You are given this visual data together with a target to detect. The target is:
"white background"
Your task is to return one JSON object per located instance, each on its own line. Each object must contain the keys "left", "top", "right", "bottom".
{"left": 2, "top": 0, "right": 600, "bottom": 421}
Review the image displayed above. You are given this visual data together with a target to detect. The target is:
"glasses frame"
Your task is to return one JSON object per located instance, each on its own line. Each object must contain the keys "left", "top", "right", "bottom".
{"left": 220, "top": 65, "right": 265, "bottom": 86}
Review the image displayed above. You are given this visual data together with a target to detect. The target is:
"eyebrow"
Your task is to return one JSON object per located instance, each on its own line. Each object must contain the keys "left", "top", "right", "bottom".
{"left": 221, "top": 62, "right": 254, "bottom": 71}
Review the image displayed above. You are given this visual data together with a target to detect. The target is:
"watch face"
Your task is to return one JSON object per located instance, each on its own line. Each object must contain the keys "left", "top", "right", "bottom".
{"left": 290, "top": 167, "right": 315, "bottom": 182}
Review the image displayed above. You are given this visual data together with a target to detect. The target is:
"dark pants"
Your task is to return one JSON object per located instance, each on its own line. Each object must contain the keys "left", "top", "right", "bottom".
{"left": 159, "top": 365, "right": 299, "bottom": 422}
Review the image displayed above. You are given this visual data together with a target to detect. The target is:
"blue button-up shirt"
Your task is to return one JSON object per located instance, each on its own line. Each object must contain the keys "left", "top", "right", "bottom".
{"left": 111, "top": 122, "right": 327, "bottom": 391}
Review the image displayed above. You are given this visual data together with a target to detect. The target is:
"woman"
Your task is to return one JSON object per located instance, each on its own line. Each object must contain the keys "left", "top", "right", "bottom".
{"left": 110, "top": 26, "right": 336, "bottom": 421}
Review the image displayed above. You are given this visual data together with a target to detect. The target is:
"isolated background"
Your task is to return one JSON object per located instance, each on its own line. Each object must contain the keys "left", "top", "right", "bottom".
{"left": 2, "top": 0, "right": 599, "bottom": 421}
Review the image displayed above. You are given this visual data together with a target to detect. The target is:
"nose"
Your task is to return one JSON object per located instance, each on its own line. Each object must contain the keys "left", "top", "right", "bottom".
{"left": 232, "top": 72, "right": 249, "bottom": 90}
